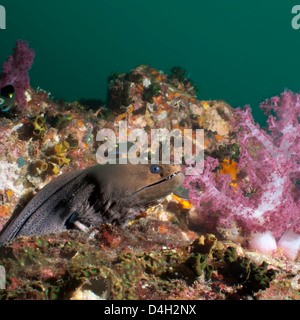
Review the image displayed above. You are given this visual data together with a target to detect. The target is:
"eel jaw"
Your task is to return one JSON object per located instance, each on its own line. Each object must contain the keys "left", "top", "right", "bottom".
{"left": 128, "top": 171, "right": 181, "bottom": 197}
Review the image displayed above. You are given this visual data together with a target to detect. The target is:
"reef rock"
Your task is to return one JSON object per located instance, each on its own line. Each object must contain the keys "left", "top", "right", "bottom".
{"left": 107, "top": 65, "right": 234, "bottom": 153}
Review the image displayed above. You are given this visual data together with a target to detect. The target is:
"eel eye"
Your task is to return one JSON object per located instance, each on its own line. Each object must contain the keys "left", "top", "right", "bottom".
{"left": 150, "top": 165, "right": 161, "bottom": 174}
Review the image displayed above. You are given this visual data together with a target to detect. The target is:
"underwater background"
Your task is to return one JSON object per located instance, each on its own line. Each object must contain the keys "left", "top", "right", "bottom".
{"left": 1, "top": 0, "right": 300, "bottom": 125}
{"left": 0, "top": 1, "right": 300, "bottom": 300}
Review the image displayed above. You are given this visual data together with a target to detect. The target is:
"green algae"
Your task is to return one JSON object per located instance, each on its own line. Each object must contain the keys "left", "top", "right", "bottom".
{"left": 0, "top": 229, "right": 277, "bottom": 300}
{"left": 221, "top": 246, "right": 277, "bottom": 295}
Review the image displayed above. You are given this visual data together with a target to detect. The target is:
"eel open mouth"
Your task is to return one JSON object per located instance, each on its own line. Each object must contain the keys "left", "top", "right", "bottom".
{"left": 128, "top": 171, "right": 181, "bottom": 197}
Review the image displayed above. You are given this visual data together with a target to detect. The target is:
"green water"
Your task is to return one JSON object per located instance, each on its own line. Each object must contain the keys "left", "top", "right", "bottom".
{"left": 1, "top": 0, "right": 300, "bottom": 125}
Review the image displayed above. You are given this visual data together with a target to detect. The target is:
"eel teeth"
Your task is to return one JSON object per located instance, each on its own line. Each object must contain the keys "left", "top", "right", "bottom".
{"left": 164, "top": 171, "right": 180, "bottom": 181}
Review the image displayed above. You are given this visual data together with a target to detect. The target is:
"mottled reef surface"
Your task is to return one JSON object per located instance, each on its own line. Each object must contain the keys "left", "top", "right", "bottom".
{"left": 0, "top": 65, "right": 299, "bottom": 300}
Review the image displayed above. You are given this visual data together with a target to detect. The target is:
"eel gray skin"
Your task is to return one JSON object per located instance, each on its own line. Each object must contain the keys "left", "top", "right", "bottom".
{"left": 0, "top": 163, "right": 184, "bottom": 245}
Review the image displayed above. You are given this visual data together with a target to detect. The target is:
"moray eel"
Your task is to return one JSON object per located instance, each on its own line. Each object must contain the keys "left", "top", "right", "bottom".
{"left": 0, "top": 163, "right": 184, "bottom": 245}
{"left": 0, "top": 85, "right": 15, "bottom": 112}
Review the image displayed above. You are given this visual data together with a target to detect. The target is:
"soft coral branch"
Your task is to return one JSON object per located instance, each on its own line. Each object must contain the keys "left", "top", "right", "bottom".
{"left": 184, "top": 90, "right": 300, "bottom": 258}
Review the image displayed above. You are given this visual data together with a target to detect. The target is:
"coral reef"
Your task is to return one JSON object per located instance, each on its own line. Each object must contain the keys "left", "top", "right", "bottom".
{"left": 0, "top": 53, "right": 299, "bottom": 300}
{"left": 0, "top": 63, "right": 235, "bottom": 227}
{"left": 106, "top": 65, "right": 234, "bottom": 160}
{"left": 0, "top": 88, "right": 97, "bottom": 230}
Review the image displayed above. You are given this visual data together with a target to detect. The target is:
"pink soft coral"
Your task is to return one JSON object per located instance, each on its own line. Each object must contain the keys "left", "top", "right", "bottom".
{"left": 0, "top": 40, "right": 35, "bottom": 109}
{"left": 183, "top": 90, "right": 300, "bottom": 259}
